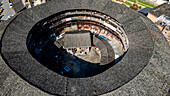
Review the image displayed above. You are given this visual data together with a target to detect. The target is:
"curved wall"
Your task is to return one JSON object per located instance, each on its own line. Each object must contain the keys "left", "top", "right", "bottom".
{"left": 26, "top": 9, "right": 129, "bottom": 77}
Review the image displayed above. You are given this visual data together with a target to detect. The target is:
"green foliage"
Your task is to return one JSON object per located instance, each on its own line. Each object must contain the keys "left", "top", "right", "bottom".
{"left": 125, "top": 1, "right": 132, "bottom": 6}
{"left": 122, "top": 3, "right": 126, "bottom": 6}
{"left": 128, "top": 0, "right": 136, "bottom": 3}
{"left": 137, "top": 3, "right": 148, "bottom": 7}
{"left": 137, "top": 0, "right": 155, "bottom": 7}
{"left": 122, "top": 3, "right": 127, "bottom": 7}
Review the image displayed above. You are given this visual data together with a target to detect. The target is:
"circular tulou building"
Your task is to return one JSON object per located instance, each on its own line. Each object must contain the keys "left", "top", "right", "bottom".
{"left": 0, "top": 0, "right": 170, "bottom": 95}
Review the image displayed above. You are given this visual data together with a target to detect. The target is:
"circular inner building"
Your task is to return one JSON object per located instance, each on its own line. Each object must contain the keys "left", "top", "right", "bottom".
{"left": 27, "top": 9, "right": 129, "bottom": 78}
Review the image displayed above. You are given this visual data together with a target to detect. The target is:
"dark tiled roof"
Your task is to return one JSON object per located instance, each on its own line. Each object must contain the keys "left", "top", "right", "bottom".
{"left": 64, "top": 30, "right": 91, "bottom": 48}
{"left": 138, "top": 7, "right": 152, "bottom": 15}
{"left": 11, "top": 0, "right": 25, "bottom": 13}
{"left": 93, "top": 36, "right": 115, "bottom": 65}
{"left": 149, "top": 3, "right": 170, "bottom": 17}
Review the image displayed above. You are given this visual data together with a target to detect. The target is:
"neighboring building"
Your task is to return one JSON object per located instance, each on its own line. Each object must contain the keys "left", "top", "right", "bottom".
{"left": 12, "top": 0, "right": 47, "bottom": 11}
{"left": 147, "top": 3, "right": 170, "bottom": 43}
{"left": 138, "top": 7, "right": 152, "bottom": 16}
{"left": 31, "top": 0, "right": 46, "bottom": 7}
{"left": 11, "top": 0, "right": 26, "bottom": 13}
{"left": 24, "top": 0, "right": 32, "bottom": 8}
{"left": 154, "top": 0, "right": 168, "bottom": 5}
{"left": 147, "top": 0, "right": 168, "bottom": 5}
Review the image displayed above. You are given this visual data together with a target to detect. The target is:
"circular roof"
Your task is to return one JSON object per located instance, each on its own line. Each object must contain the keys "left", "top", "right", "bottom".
{"left": 1, "top": 0, "right": 169, "bottom": 95}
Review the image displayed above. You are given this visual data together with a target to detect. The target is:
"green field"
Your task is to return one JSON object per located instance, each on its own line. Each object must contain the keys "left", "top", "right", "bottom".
{"left": 125, "top": 1, "right": 132, "bottom": 6}
{"left": 122, "top": 3, "right": 126, "bottom": 6}
{"left": 128, "top": 0, "right": 136, "bottom": 3}
{"left": 137, "top": 0, "right": 156, "bottom": 7}
{"left": 115, "top": 0, "right": 156, "bottom": 10}
{"left": 137, "top": 3, "right": 148, "bottom": 7}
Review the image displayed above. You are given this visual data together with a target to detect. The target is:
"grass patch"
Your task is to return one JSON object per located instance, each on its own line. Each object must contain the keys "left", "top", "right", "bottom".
{"left": 125, "top": 1, "right": 132, "bottom": 6}
{"left": 137, "top": 3, "right": 148, "bottom": 7}
{"left": 128, "top": 0, "right": 136, "bottom": 3}
{"left": 122, "top": 3, "right": 127, "bottom": 6}
{"left": 137, "top": 0, "right": 156, "bottom": 7}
